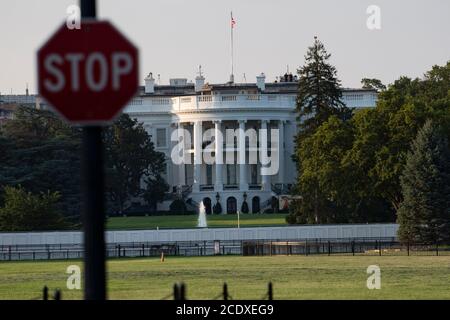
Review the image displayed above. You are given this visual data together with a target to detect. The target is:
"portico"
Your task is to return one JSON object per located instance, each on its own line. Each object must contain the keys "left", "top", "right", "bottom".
{"left": 124, "top": 71, "right": 377, "bottom": 213}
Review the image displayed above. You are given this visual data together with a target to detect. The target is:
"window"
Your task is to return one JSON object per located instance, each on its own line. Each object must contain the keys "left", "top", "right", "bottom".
{"left": 227, "top": 164, "right": 237, "bottom": 185}
{"left": 206, "top": 165, "right": 212, "bottom": 185}
{"left": 250, "top": 164, "right": 258, "bottom": 184}
{"left": 156, "top": 128, "right": 166, "bottom": 148}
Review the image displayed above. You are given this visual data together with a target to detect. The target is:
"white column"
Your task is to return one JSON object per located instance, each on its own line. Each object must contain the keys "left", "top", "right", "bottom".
{"left": 177, "top": 123, "right": 186, "bottom": 188}
{"left": 214, "top": 120, "right": 223, "bottom": 192}
{"left": 278, "top": 120, "right": 285, "bottom": 184}
{"left": 238, "top": 120, "right": 248, "bottom": 191}
{"left": 193, "top": 121, "right": 202, "bottom": 192}
{"left": 261, "top": 120, "right": 271, "bottom": 191}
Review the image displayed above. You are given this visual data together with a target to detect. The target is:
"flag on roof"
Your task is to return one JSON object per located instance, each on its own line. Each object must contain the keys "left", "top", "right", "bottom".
{"left": 231, "top": 12, "right": 236, "bottom": 28}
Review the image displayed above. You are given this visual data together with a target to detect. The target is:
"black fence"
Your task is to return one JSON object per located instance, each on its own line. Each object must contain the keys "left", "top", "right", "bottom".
{"left": 37, "top": 282, "right": 273, "bottom": 301}
{"left": 1, "top": 238, "right": 449, "bottom": 261}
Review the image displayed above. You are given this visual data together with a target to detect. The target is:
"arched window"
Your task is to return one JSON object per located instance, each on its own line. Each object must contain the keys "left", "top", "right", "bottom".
{"left": 252, "top": 196, "right": 260, "bottom": 213}
{"left": 227, "top": 197, "right": 237, "bottom": 214}
{"left": 203, "top": 197, "right": 212, "bottom": 215}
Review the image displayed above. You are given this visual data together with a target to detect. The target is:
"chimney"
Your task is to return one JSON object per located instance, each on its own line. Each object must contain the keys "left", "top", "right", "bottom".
{"left": 256, "top": 73, "right": 266, "bottom": 91}
{"left": 145, "top": 72, "right": 155, "bottom": 94}
{"left": 195, "top": 65, "right": 205, "bottom": 92}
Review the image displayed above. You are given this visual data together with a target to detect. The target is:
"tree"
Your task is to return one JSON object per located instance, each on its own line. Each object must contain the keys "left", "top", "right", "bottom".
{"left": 292, "top": 38, "right": 353, "bottom": 220}
{"left": 1, "top": 106, "right": 77, "bottom": 145}
{"left": 295, "top": 37, "right": 352, "bottom": 139}
{"left": 397, "top": 120, "right": 450, "bottom": 244}
{"left": 213, "top": 201, "right": 222, "bottom": 214}
{"left": 289, "top": 116, "right": 355, "bottom": 223}
{"left": 0, "top": 106, "right": 82, "bottom": 219}
{"left": 289, "top": 62, "right": 450, "bottom": 224}
{"left": 361, "top": 78, "right": 386, "bottom": 91}
{"left": 103, "top": 113, "right": 167, "bottom": 214}
{"left": 0, "top": 186, "right": 70, "bottom": 231}
{"left": 143, "top": 175, "right": 169, "bottom": 212}
{"left": 241, "top": 200, "right": 249, "bottom": 214}
{"left": 347, "top": 62, "right": 450, "bottom": 211}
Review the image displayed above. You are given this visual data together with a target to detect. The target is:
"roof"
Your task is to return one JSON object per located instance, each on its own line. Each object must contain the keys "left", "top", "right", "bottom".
{"left": 138, "top": 81, "right": 377, "bottom": 97}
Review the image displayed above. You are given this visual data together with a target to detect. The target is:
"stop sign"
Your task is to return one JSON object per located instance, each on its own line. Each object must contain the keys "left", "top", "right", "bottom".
{"left": 37, "top": 21, "right": 138, "bottom": 124}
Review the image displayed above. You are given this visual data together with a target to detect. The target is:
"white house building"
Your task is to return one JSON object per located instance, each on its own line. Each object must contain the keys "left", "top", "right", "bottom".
{"left": 124, "top": 71, "right": 378, "bottom": 214}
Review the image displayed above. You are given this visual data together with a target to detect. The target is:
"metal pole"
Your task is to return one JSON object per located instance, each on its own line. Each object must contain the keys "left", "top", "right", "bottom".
{"left": 237, "top": 210, "right": 240, "bottom": 228}
{"left": 80, "top": 0, "right": 106, "bottom": 301}
{"left": 43, "top": 286, "right": 48, "bottom": 301}
{"left": 223, "top": 283, "right": 228, "bottom": 301}
{"left": 268, "top": 282, "right": 273, "bottom": 300}
{"left": 230, "top": 11, "right": 234, "bottom": 82}
{"left": 82, "top": 126, "right": 106, "bottom": 300}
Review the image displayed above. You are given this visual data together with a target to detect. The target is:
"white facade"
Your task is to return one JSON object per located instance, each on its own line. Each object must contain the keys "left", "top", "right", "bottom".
{"left": 124, "top": 73, "right": 378, "bottom": 214}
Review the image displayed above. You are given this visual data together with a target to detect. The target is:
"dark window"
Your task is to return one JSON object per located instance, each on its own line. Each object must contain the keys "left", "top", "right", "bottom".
{"left": 252, "top": 196, "right": 260, "bottom": 213}
{"left": 227, "top": 197, "right": 237, "bottom": 214}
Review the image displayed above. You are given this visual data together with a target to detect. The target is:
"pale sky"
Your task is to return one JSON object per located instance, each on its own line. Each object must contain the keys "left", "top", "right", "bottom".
{"left": 0, "top": 0, "right": 449, "bottom": 95}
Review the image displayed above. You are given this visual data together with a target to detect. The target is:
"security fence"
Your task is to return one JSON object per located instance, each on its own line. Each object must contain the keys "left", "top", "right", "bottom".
{"left": 1, "top": 237, "right": 449, "bottom": 261}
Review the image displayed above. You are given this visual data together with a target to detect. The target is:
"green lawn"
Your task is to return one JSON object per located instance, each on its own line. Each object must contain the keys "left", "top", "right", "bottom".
{"left": 106, "top": 213, "right": 288, "bottom": 230}
{"left": 1, "top": 255, "right": 449, "bottom": 299}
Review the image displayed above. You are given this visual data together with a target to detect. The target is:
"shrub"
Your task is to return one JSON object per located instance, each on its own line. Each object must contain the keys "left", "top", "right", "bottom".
{"left": 0, "top": 186, "right": 70, "bottom": 231}
{"left": 169, "top": 199, "right": 187, "bottom": 214}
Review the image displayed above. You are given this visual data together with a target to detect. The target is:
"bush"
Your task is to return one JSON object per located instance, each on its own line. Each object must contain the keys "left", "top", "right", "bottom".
{"left": 241, "top": 201, "right": 249, "bottom": 214}
{"left": 213, "top": 202, "right": 222, "bottom": 214}
{"left": 169, "top": 199, "right": 187, "bottom": 214}
{"left": 0, "top": 186, "right": 70, "bottom": 231}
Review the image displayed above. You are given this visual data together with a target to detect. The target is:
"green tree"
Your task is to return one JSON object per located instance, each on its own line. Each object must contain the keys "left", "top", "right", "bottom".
{"left": 103, "top": 114, "right": 167, "bottom": 214}
{"left": 291, "top": 37, "right": 352, "bottom": 223}
{"left": 2, "top": 106, "right": 77, "bottom": 145}
{"left": 346, "top": 62, "right": 450, "bottom": 211}
{"left": 289, "top": 62, "right": 450, "bottom": 224}
{"left": 0, "top": 186, "right": 70, "bottom": 231}
{"left": 397, "top": 120, "right": 450, "bottom": 244}
{"left": 361, "top": 78, "right": 386, "bottom": 91}
{"left": 0, "top": 106, "right": 82, "bottom": 219}
{"left": 289, "top": 116, "right": 355, "bottom": 223}
{"left": 143, "top": 175, "right": 169, "bottom": 212}
{"left": 295, "top": 37, "right": 352, "bottom": 139}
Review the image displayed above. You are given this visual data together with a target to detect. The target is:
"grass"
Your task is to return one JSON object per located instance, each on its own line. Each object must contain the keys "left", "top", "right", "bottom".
{"left": 106, "top": 213, "right": 288, "bottom": 230}
{"left": 1, "top": 255, "right": 449, "bottom": 299}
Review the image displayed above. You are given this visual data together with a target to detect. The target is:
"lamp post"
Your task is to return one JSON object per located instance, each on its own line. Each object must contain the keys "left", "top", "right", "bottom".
{"left": 238, "top": 192, "right": 247, "bottom": 228}
{"left": 237, "top": 210, "right": 240, "bottom": 229}
{"left": 215, "top": 192, "right": 221, "bottom": 215}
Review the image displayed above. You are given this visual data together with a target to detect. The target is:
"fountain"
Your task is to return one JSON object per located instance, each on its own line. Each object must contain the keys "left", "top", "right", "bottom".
{"left": 197, "top": 201, "right": 208, "bottom": 228}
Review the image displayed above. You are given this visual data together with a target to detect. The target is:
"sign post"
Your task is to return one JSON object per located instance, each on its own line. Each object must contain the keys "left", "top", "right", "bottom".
{"left": 37, "top": 0, "right": 138, "bottom": 300}
{"left": 80, "top": 0, "right": 105, "bottom": 301}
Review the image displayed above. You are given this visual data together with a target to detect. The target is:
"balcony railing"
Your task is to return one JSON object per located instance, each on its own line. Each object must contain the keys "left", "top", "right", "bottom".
{"left": 125, "top": 91, "right": 376, "bottom": 114}
{"left": 223, "top": 184, "right": 239, "bottom": 190}
{"left": 125, "top": 94, "right": 296, "bottom": 113}
{"left": 248, "top": 183, "right": 262, "bottom": 190}
{"left": 200, "top": 184, "right": 214, "bottom": 191}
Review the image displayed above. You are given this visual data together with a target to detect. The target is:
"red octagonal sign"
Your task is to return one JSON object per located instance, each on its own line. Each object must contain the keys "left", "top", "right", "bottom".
{"left": 37, "top": 21, "right": 139, "bottom": 125}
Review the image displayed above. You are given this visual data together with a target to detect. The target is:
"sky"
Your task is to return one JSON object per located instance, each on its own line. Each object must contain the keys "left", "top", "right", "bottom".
{"left": 0, "top": 0, "right": 449, "bottom": 95}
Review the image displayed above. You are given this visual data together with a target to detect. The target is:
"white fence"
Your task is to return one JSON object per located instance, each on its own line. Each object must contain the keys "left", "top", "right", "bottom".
{"left": 0, "top": 224, "right": 398, "bottom": 246}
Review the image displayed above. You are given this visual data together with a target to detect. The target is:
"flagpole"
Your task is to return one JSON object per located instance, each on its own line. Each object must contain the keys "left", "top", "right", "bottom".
{"left": 230, "top": 11, "right": 234, "bottom": 83}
